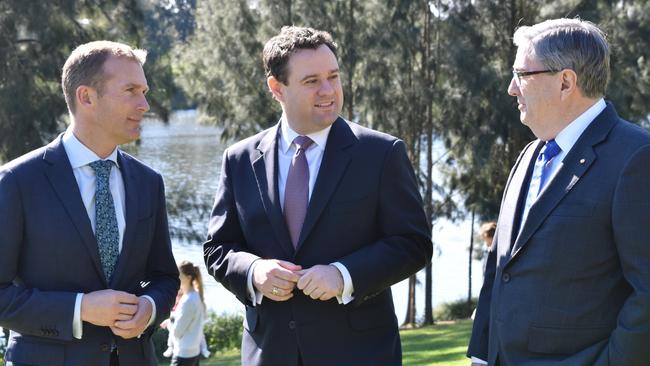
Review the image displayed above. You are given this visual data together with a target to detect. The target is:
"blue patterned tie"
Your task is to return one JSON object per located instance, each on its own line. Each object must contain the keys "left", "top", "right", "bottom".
{"left": 89, "top": 160, "right": 119, "bottom": 282}
{"left": 538, "top": 139, "right": 562, "bottom": 194}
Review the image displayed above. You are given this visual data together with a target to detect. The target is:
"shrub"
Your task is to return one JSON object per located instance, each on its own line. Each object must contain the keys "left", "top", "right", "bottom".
{"left": 434, "top": 298, "right": 478, "bottom": 321}
{"left": 204, "top": 312, "right": 243, "bottom": 353}
{"left": 152, "top": 311, "right": 243, "bottom": 360}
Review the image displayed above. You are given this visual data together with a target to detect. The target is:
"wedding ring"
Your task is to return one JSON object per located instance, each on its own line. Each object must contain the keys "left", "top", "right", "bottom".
{"left": 272, "top": 286, "right": 280, "bottom": 295}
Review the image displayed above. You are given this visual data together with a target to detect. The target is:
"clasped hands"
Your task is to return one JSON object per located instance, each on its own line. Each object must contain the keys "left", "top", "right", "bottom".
{"left": 252, "top": 259, "right": 344, "bottom": 302}
{"left": 80, "top": 289, "right": 152, "bottom": 339}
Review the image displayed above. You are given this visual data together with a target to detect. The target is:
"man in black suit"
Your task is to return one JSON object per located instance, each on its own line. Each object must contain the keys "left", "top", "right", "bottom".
{"left": 468, "top": 18, "right": 650, "bottom": 366}
{"left": 204, "top": 26, "right": 432, "bottom": 366}
{"left": 0, "top": 41, "right": 179, "bottom": 365}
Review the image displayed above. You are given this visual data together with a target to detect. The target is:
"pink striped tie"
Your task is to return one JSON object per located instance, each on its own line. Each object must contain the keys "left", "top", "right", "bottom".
{"left": 284, "top": 136, "right": 313, "bottom": 248}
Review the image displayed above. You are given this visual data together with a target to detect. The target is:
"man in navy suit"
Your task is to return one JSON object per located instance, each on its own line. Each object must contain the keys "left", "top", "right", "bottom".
{"left": 204, "top": 26, "right": 432, "bottom": 366}
{"left": 0, "top": 41, "right": 179, "bottom": 365}
{"left": 468, "top": 19, "right": 650, "bottom": 365}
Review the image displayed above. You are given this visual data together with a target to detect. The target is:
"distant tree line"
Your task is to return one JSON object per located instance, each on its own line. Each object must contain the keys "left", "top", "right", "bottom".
{"left": 2, "top": 0, "right": 650, "bottom": 325}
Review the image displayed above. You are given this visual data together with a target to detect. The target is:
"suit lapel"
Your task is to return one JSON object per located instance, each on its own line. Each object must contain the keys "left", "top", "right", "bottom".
{"left": 296, "top": 118, "right": 355, "bottom": 251}
{"left": 252, "top": 124, "right": 295, "bottom": 257}
{"left": 496, "top": 140, "right": 542, "bottom": 263}
{"left": 43, "top": 136, "right": 107, "bottom": 285}
{"left": 110, "top": 151, "right": 138, "bottom": 287}
{"left": 510, "top": 104, "right": 618, "bottom": 259}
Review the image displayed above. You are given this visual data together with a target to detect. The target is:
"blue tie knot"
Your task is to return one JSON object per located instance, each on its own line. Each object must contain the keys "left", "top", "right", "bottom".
{"left": 541, "top": 139, "right": 561, "bottom": 163}
{"left": 89, "top": 160, "right": 114, "bottom": 178}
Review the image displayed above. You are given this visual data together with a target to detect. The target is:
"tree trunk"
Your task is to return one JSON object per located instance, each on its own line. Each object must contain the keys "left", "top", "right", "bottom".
{"left": 468, "top": 208, "right": 475, "bottom": 304}
{"left": 402, "top": 274, "right": 417, "bottom": 327}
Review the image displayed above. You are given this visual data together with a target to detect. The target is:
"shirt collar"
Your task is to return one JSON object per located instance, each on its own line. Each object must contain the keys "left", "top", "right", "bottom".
{"left": 279, "top": 116, "right": 332, "bottom": 153}
{"left": 553, "top": 98, "right": 606, "bottom": 154}
{"left": 62, "top": 129, "right": 120, "bottom": 169}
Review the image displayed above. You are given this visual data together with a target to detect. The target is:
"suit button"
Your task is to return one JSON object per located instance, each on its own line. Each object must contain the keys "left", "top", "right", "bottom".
{"left": 288, "top": 321, "right": 296, "bottom": 330}
{"left": 100, "top": 343, "right": 110, "bottom": 352}
{"left": 502, "top": 273, "right": 511, "bottom": 283}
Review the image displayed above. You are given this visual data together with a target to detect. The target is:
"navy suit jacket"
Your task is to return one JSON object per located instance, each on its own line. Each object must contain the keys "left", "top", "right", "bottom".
{"left": 0, "top": 135, "right": 180, "bottom": 366}
{"left": 204, "top": 118, "right": 432, "bottom": 366}
{"left": 468, "top": 103, "right": 650, "bottom": 365}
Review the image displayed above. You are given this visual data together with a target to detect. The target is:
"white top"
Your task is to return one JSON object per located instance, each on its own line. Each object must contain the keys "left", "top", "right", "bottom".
{"left": 169, "top": 291, "right": 206, "bottom": 358}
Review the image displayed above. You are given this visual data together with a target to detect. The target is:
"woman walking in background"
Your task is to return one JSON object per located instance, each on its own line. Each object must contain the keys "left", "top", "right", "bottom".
{"left": 167, "top": 260, "right": 208, "bottom": 366}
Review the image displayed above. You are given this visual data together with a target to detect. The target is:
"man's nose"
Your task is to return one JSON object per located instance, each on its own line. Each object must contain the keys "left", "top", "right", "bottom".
{"left": 507, "top": 76, "right": 519, "bottom": 96}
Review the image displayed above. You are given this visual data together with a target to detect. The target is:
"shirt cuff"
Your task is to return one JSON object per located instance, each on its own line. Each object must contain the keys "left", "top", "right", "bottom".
{"left": 72, "top": 293, "right": 83, "bottom": 339}
{"left": 142, "top": 295, "right": 157, "bottom": 328}
{"left": 471, "top": 356, "right": 488, "bottom": 364}
{"left": 246, "top": 259, "right": 264, "bottom": 305}
{"left": 331, "top": 262, "right": 354, "bottom": 304}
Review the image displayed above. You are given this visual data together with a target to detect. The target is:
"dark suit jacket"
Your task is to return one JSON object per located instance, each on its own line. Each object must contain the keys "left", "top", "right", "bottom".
{"left": 468, "top": 103, "right": 650, "bottom": 365}
{"left": 0, "top": 135, "right": 180, "bottom": 366}
{"left": 204, "top": 118, "right": 432, "bottom": 366}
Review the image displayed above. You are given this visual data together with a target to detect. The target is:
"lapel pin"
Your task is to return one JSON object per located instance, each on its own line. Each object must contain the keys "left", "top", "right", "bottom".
{"left": 579, "top": 158, "right": 586, "bottom": 164}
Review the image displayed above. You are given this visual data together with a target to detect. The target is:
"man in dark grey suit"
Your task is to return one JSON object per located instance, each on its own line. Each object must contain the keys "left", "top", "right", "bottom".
{"left": 204, "top": 26, "right": 432, "bottom": 366}
{"left": 468, "top": 18, "right": 650, "bottom": 365}
{"left": 0, "top": 41, "right": 179, "bottom": 365}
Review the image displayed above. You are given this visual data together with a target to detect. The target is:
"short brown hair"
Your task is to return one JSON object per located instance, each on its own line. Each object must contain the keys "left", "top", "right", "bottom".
{"left": 61, "top": 40, "right": 147, "bottom": 114}
{"left": 262, "top": 26, "right": 337, "bottom": 84}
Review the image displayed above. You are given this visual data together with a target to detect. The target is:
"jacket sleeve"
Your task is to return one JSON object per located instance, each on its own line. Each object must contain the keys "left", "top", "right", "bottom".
{"left": 338, "top": 140, "right": 433, "bottom": 303}
{"left": 138, "top": 173, "right": 181, "bottom": 327}
{"left": 0, "top": 167, "right": 77, "bottom": 341}
{"left": 595, "top": 144, "right": 650, "bottom": 364}
{"left": 203, "top": 148, "right": 259, "bottom": 305}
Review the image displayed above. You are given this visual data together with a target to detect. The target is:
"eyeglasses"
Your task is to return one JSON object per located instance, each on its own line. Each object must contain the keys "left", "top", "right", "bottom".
{"left": 512, "top": 69, "right": 559, "bottom": 86}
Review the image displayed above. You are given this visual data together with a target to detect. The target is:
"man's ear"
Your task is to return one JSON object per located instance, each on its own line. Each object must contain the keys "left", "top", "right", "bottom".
{"left": 560, "top": 69, "right": 578, "bottom": 100}
{"left": 267, "top": 76, "right": 284, "bottom": 102}
{"left": 76, "top": 85, "right": 96, "bottom": 109}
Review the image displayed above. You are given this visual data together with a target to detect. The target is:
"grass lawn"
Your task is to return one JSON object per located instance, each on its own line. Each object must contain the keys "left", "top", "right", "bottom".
{"left": 163, "top": 319, "right": 473, "bottom": 366}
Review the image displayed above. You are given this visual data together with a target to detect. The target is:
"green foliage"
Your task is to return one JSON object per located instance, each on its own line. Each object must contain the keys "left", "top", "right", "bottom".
{"left": 203, "top": 312, "right": 244, "bottom": 354}
{"left": 434, "top": 298, "right": 478, "bottom": 321}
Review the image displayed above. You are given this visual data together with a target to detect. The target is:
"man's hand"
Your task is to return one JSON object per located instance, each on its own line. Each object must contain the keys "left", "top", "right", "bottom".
{"left": 253, "top": 259, "right": 302, "bottom": 301}
{"left": 297, "top": 264, "right": 343, "bottom": 301}
{"left": 111, "top": 296, "right": 153, "bottom": 339}
{"left": 81, "top": 289, "right": 139, "bottom": 327}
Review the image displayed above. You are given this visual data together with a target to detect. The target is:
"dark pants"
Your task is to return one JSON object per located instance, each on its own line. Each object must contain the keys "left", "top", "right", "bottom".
{"left": 171, "top": 355, "right": 200, "bottom": 366}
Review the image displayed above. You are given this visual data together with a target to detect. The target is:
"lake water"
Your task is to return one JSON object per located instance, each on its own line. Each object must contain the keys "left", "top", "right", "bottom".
{"left": 126, "top": 110, "right": 485, "bottom": 321}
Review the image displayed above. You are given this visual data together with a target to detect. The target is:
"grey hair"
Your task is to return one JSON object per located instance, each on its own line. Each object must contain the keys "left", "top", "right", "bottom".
{"left": 513, "top": 18, "right": 609, "bottom": 98}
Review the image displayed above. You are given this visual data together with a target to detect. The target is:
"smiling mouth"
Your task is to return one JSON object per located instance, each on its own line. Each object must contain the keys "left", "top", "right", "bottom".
{"left": 315, "top": 101, "right": 334, "bottom": 108}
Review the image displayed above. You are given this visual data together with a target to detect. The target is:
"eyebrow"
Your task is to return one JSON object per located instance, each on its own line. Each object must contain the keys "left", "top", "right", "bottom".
{"left": 124, "top": 82, "right": 149, "bottom": 92}
{"left": 299, "top": 69, "right": 340, "bottom": 82}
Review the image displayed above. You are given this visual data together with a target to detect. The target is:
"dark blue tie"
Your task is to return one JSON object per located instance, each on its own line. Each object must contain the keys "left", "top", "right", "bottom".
{"left": 89, "top": 160, "right": 120, "bottom": 282}
{"left": 538, "top": 139, "right": 561, "bottom": 194}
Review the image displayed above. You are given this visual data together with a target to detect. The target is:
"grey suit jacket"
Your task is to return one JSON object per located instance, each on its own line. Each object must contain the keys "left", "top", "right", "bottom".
{"left": 0, "top": 135, "right": 180, "bottom": 366}
{"left": 468, "top": 103, "right": 650, "bottom": 365}
{"left": 204, "top": 118, "right": 432, "bottom": 366}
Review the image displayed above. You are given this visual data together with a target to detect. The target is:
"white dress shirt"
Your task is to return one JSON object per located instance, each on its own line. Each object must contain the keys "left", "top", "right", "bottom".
{"left": 472, "top": 98, "right": 606, "bottom": 365}
{"left": 62, "top": 129, "right": 156, "bottom": 339}
{"left": 246, "top": 117, "right": 355, "bottom": 305}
